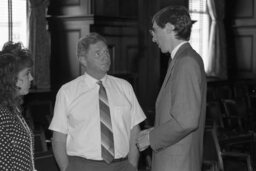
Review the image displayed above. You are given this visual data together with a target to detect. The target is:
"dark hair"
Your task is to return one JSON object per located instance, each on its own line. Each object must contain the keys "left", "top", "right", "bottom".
{"left": 77, "top": 32, "right": 107, "bottom": 57}
{"left": 152, "top": 5, "right": 192, "bottom": 41}
{"left": 0, "top": 41, "right": 33, "bottom": 111}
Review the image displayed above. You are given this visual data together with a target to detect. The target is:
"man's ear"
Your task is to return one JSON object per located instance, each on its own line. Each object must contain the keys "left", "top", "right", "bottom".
{"left": 165, "top": 23, "right": 175, "bottom": 34}
{"left": 78, "top": 56, "right": 87, "bottom": 67}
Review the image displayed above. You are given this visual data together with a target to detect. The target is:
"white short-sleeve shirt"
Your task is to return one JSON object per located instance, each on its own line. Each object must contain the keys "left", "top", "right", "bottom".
{"left": 49, "top": 73, "right": 146, "bottom": 160}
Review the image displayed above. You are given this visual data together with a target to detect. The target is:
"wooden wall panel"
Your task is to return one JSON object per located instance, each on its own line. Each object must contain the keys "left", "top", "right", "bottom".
{"left": 126, "top": 46, "right": 139, "bottom": 72}
{"left": 90, "top": 18, "right": 139, "bottom": 74}
{"left": 93, "top": 0, "right": 119, "bottom": 16}
{"left": 49, "top": 0, "right": 138, "bottom": 17}
{"left": 48, "top": 0, "right": 92, "bottom": 16}
{"left": 228, "top": 0, "right": 256, "bottom": 79}
{"left": 49, "top": 16, "right": 140, "bottom": 91}
{"left": 65, "top": 31, "right": 81, "bottom": 78}
{"left": 233, "top": 28, "right": 256, "bottom": 78}
{"left": 233, "top": 0, "right": 256, "bottom": 26}
{"left": 49, "top": 17, "right": 94, "bottom": 90}
{"left": 50, "top": 29, "right": 81, "bottom": 89}
{"left": 90, "top": 19, "right": 140, "bottom": 93}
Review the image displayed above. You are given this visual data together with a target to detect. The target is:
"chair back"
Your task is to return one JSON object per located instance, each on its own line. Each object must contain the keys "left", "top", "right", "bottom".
{"left": 203, "top": 128, "right": 224, "bottom": 171}
{"left": 206, "top": 101, "right": 224, "bottom": 128}
{"left": 203, "top": 128, "right": 254, "bottom": 171}
{"left": 34, "top": 130, "right": 48, "bottom": 153}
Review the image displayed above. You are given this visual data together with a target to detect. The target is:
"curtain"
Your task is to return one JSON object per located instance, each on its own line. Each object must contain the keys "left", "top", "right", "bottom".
{"left": 28, "top": 0, "right": 51, "bottom": 89}
{"left": 206, "top": 0, "right": 227, "bottom": 79}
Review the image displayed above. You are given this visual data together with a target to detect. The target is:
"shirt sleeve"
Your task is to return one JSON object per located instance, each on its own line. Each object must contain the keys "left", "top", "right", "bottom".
{"left": 49, "top": 88, "right": 69, "bottom": 134}
{"left": 125, "top": 82, "right": 146, "bottom": 129}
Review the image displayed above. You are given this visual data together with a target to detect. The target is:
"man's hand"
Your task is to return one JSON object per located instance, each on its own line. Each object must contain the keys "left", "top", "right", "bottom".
{"left": 136, "top": 128, "right": 153, "bottom": 151}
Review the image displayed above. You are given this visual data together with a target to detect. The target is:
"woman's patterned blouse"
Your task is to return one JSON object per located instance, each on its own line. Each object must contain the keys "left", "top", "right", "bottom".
{"left": 0, "top": 105, "right": 33, "bottom": 171}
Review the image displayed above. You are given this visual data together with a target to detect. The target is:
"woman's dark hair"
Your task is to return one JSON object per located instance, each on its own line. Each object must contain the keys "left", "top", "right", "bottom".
{"left": 0, "top": 41, "right": 33, "bottom": 112}
{"left": 152, "top": 5, "right": 192, "bottom": 41}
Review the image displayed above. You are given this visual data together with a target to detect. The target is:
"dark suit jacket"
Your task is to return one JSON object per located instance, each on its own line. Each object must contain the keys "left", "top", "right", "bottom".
{"left": 150, "top": 43, "right": 207, "bottom": 171}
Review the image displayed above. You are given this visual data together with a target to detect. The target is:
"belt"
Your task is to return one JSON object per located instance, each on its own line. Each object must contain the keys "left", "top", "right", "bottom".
{"left": 87, "top": 156, "right": 128, "bottom": 163}
{"left": 69, "top": 156, "right": 128, "bottom": 164}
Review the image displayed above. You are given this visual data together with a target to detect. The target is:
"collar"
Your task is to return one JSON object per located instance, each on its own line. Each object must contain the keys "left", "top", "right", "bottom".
{"left": 83, "top": 72, "right": 108, "bottom": 88}
{"left": 171, "top": 41, "right": 188, "bottom": 59}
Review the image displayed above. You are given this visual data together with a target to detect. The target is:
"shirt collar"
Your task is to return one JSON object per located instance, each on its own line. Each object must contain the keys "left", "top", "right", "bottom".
{"left": 83, "top": 72, "right": 108, "bottom": 87}
{"left": 171, "top": 41, "right": 188, "bottom": 59}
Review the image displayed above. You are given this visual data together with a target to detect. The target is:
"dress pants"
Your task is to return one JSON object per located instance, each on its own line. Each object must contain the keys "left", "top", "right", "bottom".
{"left": 65, "top": 156, "right": 137, "bottom": 171}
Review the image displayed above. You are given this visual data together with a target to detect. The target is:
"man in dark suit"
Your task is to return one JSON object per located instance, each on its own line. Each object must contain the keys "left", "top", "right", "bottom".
{"left": 137, "top": 6, "right": 207, "bottom": 171}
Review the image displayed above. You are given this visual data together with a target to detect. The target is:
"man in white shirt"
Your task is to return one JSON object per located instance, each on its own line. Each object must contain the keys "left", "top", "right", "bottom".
{"left": 49, "top": 32, "right": 146, "bottom": 171}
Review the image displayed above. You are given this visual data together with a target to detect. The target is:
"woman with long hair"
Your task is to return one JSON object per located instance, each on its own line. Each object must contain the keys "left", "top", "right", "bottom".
{"left": 0, "top": 41, "right": 35, "bottom": 171}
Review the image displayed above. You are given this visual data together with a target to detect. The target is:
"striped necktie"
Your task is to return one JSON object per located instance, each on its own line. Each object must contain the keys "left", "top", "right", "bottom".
{"left": 98, "top": 81, "right": 115, "bottom": 163}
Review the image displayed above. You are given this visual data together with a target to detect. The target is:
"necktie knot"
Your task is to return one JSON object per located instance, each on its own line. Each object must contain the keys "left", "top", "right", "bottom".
{"left": 97, "top": 80, "right": 103, "bottom": 86}
{"left": 98, "top": 81, "right": 107, "bottom": 100}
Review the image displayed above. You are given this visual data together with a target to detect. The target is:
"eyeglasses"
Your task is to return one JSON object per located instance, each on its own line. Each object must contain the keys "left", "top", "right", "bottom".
{"left": 95, "top": 48, "right": 109, "bottom": 57}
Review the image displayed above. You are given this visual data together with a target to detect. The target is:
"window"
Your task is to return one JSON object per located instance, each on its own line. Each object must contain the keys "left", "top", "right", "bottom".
{"left": 189, "top": 0, "right": 210, "bottom": 71}
{"left": 0, "top": 0, "right": 28, "bottom": 49}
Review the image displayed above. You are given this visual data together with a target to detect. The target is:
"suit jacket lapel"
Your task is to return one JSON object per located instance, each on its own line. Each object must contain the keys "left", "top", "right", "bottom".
{"left": 156, "top": 43, "right": 190, "bottom": 106}
{"left": 156, "top": 55, "right": 175, "bottom": 107}
{"left": 162, "top": 43, "right": 190, "bottom": 88}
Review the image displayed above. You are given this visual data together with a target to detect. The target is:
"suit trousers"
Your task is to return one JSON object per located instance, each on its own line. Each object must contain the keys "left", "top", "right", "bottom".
{"left": 65, "top": 156, "right": 137, "bottom": 171}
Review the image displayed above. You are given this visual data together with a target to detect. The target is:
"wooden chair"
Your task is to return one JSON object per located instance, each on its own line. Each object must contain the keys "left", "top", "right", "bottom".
{"left": 221, "top": 99, "right": 248, "bottom": 132}
{"left": 206, "top": 101, "right": 225, "bottom": 129}
{"left": 26, "top": 100, "right": 53, "bottom": 141}
{"left": 205, "top": 101, "right": 236, "bottom": 140}
{"left": 34, "top": 130, "right": 48, "bottom": 153}
{"left": 26, "top": 100, "right": 53, "bottom": 130}
{"left": 203, "top": 128, "right": 253, "bottom": 171}
{"left": 215, "top": 85, "right": 233, "bottom": 100}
